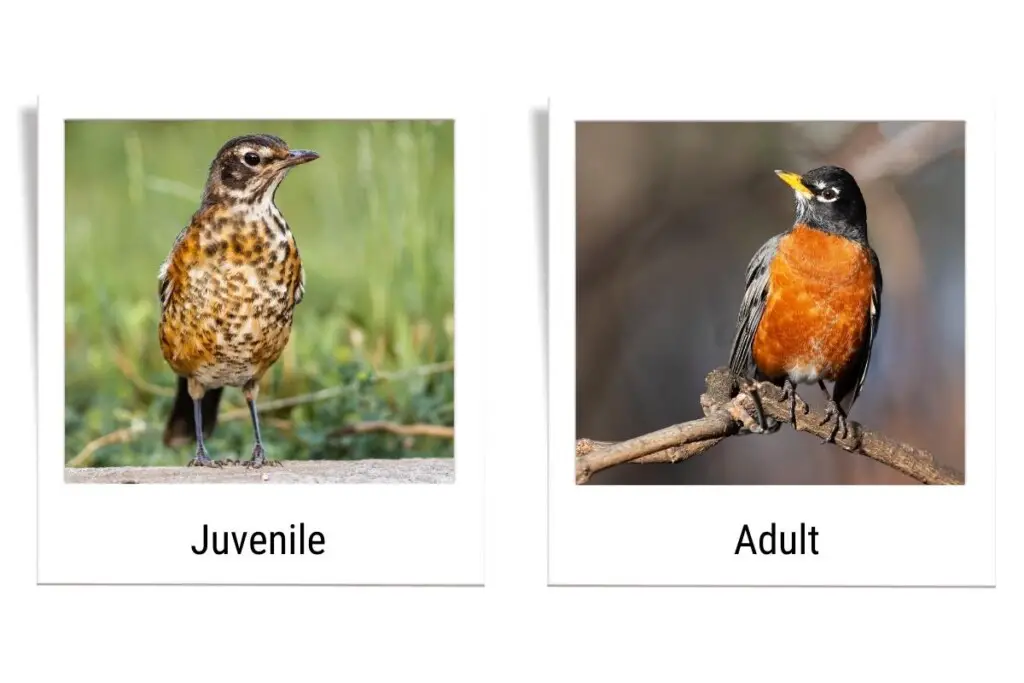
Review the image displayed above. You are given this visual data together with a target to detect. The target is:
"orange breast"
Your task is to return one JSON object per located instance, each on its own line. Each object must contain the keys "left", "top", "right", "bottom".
{"left": 752, "top": 225, "right": 874, "bottom": 383}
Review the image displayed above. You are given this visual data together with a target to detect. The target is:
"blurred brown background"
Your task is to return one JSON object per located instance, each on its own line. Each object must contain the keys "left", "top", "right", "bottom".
{"left": 576, "top": 121, "right": 965, "bottom": 485}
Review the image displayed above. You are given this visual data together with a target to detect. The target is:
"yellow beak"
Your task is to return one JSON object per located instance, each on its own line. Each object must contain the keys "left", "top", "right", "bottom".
{"left": 775, "top": 170, "right": 813, "bottom": 198}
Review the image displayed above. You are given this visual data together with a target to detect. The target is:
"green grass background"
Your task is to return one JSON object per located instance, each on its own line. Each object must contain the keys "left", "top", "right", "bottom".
{"left": 65, "top": 120, "right": 454, "bottom": 466}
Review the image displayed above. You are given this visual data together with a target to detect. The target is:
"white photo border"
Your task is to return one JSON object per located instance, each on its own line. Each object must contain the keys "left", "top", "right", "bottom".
{"left": 548, "top": 96, "right": 995, "bottom": 587}
{"left": 39, "top": 95, "right": 485, "bottom": 585}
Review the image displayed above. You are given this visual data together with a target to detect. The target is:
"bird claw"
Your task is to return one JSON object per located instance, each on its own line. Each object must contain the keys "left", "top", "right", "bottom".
{"left": 781, "top": 378, "right": 808, "bottom": 428}
{"left": 739, "top": 379, "right": 774, "bottom": 434}
{"left": 243, "top": 445, "right": 282, "bottom": 470}
{"left": 187, "top": 450, "right": 222, "bottom": 468}
{"left": 819, "top": 401, "right": 849, "bottom": 443}
{"left": 730, "top": 402, "right": 765, "bottom": 433}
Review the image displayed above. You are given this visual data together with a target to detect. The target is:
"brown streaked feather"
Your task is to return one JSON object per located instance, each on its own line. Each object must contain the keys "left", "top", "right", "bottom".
{"left": 157, "top": 133, "right": 314, "bottom": 452}
{"left": 157, "top": 204, "right": 303, "bottom": 389}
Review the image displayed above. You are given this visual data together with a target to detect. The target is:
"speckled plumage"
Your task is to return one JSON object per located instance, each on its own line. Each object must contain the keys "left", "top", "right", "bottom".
{"left": 158, "top": 203, "right": 304, "bottom": 388}
{"left": 158, "top": 134, "right": 318, "bottom": 467}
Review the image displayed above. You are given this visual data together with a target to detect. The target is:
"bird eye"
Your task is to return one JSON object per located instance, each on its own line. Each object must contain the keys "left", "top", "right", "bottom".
{"left": 819, "top": 187, "right": 839, "bottom": 201}
{"left": 243, "top": 152, "right": 261, "bottom": 166}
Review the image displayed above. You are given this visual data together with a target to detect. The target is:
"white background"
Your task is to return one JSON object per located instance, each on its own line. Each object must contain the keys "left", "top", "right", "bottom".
{"left": 37, "top": 96, "right": 484, "bottom": 585}
{"left": 1, "top": 1, "right": 1020, "bottom": 681}
{"left": 549, "top": 99, "right": 995, "bottom": 586}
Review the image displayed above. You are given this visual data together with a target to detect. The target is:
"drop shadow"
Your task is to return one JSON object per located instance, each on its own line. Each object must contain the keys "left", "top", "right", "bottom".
{"left": 21, "top": 106, "right": 39, "bottom": 399}
{"left": 531, "top": 105, "right": 549, "bottom": 408}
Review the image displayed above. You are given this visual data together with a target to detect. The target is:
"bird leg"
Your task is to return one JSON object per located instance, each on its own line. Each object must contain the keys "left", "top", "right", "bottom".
{"left": 186, "top": 395, "right": 221, "bottom": 468}
{"left": 816, "top": 380, "right": 849, "bottom": 443}
{"left": 242, "top": 382, "right": 282, "bottom": 469}
{"left": 781, "top": 377, "right": 809, "bottom": 428}
{"left": 738, "top": 378, "right": 780, "bottom": 434}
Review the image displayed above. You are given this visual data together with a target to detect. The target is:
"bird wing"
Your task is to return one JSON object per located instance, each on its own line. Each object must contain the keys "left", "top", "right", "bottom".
{"left": 157, "top": 225, "right": 190, "bottom": 311}
{"left": 837, "top": 246, "right": 883, "bottom": 413}
{"left": 294, "top": 262, "right": 305, "bottom": 306}
{"left": 728, "top": 233, "right": 782, "bottom": 379}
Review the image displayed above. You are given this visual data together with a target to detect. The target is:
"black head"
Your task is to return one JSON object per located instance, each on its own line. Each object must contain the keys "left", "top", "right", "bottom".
{"left": 200, "top": 133, "right": 319, "bottom": 208}
{"left": 775, "top": 165, "right": 868, "bottom": 242}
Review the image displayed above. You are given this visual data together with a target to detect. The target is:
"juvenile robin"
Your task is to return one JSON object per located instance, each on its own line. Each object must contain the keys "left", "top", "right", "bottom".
{"left": 158, "top": 133, "right": 319, "bottom": 468}
{"left": 728, "top": 165, "right": 883, "bottom": 442}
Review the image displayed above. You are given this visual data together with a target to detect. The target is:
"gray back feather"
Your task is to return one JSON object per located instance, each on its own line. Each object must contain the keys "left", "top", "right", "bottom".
{"left": 838, "top": 246, "right": 883, "bottom": 413}
{"left": 729, "top": 234, "right": 782, "bottom": 378}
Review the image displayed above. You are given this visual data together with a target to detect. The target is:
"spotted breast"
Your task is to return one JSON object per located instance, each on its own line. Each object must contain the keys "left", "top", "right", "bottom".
{"left": 158, "top": 204, "right": 304, "bottom": 389}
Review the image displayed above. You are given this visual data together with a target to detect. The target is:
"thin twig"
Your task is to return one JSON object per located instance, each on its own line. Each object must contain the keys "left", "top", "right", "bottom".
{"left": 329, "top": 421, "right": 454, "bottom": 439}
{"left": 575, "top": 367, "right": 964, "bottom": 485}
{"left": 265, "top": 417, "right": 293, "bottom": 431}
{"left": 217, "top": 361, "right": 454, "bottom": 420}
{"left": 112, "top": 350, "right": 175, "bottom": 397}
{"left": 67, "top": 422, "right": 151, "bottom": 468}
{"left": 849, "top": 122, "right": 964, "bottom": 184}
{"left": 378, "top": 360, "right": 455, "bottom": 380}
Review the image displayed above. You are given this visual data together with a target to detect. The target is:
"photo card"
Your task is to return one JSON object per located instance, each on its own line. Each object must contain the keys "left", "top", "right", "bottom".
{"left": 39, "top": 94, "right": 485, "bottom": 585}
{"left": 548, "top": 94, "right": 995, "bottom": 586}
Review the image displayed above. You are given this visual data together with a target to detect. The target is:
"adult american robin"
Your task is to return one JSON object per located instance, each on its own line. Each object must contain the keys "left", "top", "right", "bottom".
{"left": 728, "top": 165, "right": 882, "bottom": 442}
{"left": 158, "top": 133, "right": 319, "bottom": 468}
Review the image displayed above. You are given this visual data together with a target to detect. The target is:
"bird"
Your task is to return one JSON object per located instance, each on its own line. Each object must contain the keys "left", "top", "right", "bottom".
{"left": 157, "top": 133, "right": 319, "bottom": 468}
{"left": 728, "top": 165, "right": 883, "bottom": 443}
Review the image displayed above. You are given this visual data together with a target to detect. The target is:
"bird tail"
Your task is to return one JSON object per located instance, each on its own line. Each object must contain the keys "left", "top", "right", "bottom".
{"left": 163, "top": 376, "right": 224, "bottom": 447}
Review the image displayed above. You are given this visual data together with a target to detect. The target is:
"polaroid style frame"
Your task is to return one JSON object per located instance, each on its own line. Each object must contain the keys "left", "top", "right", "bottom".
{"left": 38, "top": 94, "right": 484, "bottom": 585}
{"left": 548, "top": 96, "right": 995, "bottom": 586}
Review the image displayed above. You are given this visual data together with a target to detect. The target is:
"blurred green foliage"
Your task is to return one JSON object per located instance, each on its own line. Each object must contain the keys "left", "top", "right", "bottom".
{"left": 65, "top": 120, "right": 454, "bottom": 466}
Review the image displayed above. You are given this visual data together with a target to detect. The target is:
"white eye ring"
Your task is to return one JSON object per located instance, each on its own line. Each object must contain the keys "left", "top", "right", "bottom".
{"left": 815, "top": 187, "right": 840, "bottom": 203}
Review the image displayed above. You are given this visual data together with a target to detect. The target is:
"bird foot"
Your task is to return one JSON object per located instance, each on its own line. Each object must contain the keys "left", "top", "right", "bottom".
{"left": 243, "top": 445, "right": 282, "bottom": 470}
{"left": 819, "top": 400, "right": 849, "bottom": 443}
{"left": 781, "top": 378, "right": 810, "bottom": 428}
{"left": 737, "top": 379, "right": 780, "bottom": 435}
{"left": 741, "top": 379, "right": 769, "bottom": 433}
{"left": 187, "top": 448, "right": 222, "bottom": 468}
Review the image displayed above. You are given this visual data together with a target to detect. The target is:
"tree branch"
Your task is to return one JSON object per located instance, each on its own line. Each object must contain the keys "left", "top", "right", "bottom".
{"left": 575, "top": 367, "right": 964, "bottom": 485}
{"left": 328, "top": 421, "right": 454, "bottom": 439}
{"left": 112, "top": 349, "right": 176, "bottom": 397}
{"left": 848, "top": 122, "right": 964, "bottom": 184}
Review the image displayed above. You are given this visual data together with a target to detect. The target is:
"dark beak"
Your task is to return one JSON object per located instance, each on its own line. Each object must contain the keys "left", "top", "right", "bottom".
{"left": 283, "top": 149, "right": 319, "bottom": 167}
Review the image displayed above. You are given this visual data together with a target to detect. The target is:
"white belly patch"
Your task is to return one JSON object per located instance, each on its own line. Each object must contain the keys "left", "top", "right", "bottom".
{"left": 786, "top": 364, "right": 823, "bottom": 385}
